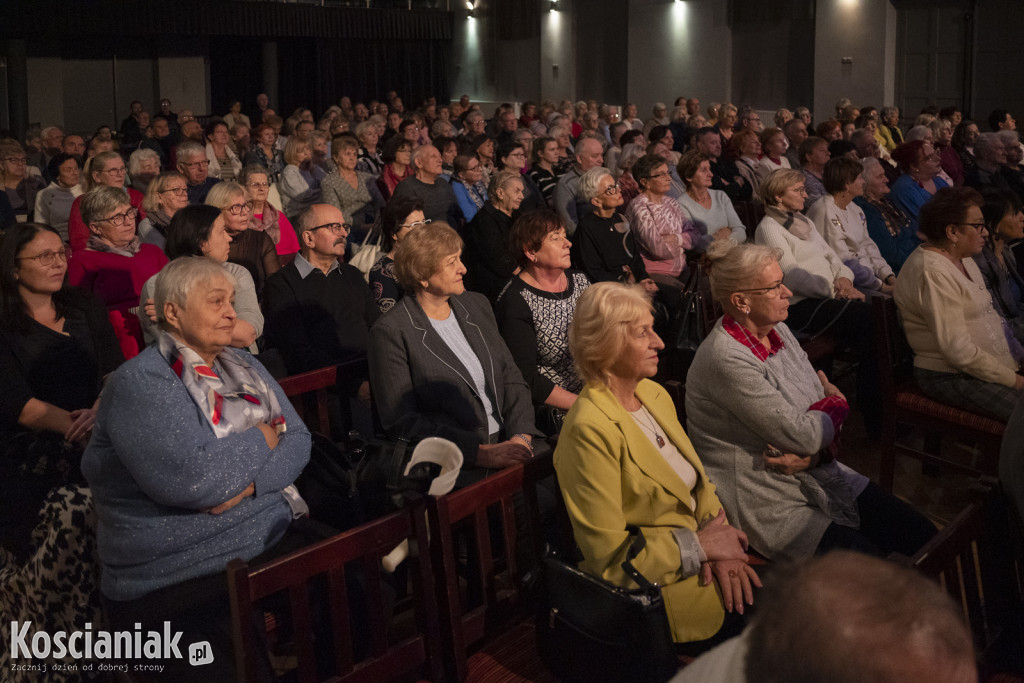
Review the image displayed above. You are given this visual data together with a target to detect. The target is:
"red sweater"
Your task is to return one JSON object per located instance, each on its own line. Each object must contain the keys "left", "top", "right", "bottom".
{"left": 67, "top": 188, "right": 147, "bottom": 252}
{"left": 67, "top": 244, "right": 167, "bottom": 313}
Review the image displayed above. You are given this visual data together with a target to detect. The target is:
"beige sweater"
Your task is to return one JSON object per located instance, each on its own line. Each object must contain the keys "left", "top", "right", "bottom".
{"left": 894, "top": 246, "right": 1017, "bottom": 387}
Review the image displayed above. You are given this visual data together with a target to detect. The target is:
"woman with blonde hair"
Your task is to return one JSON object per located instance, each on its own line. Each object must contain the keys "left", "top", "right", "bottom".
{"left": 206, "top": 181, "right": 279, "bottom": 296}
{"left": 555, "top": 281, "right": 760, "bottom": 652}
{"left": 137, "top": 171, "right": 189, "bottom": 250}
{"left": 277, "top": 136, "right": 324, "bottom": 220}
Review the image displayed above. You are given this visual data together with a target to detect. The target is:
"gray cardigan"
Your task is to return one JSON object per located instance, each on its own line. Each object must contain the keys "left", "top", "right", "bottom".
{"left": 368, "top": 291, "right": 535, "bottom": 466}
{"left": 685, "top": 320, "right": 867, "bottom": 560}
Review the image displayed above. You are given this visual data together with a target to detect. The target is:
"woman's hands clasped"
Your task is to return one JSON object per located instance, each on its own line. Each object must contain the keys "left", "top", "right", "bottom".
{"left": 696, "top": 509, "right": 762, "bottom": 614}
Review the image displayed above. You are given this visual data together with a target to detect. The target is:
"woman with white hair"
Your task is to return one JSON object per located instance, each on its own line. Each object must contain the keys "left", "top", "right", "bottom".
{"left": 853, "top": 157, "right": 918, "bottom": 274}
{"left": 128, "top": 147, "right": 162, "bottom": 194}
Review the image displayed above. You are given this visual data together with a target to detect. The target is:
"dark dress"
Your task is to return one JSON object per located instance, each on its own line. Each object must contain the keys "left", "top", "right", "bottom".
{"left": 572, "top": 211, "right": 650, "bottom": 283}
{"left": 0, "top": 290, "right": 123, "bottom": 558}
{"left": 462, "top": 203, "right": 516, "bottom": 301}
{"left": 369, "top": 254, "right": 403, "bottom": 313}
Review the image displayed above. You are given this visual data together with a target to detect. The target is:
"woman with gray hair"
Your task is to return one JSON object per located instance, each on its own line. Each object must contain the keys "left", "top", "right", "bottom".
{"left": 127, "top": 147, "right": 161, "bottom": 194}
{"left": 67, "top": 150, "right": 147, "bottom": 252}
{"left": 462, "top": 169, "right": 525, "bottom": 300}
{"left": 686, "top": 239, "right": 935, "bottom": 561}
{"left": 853, "top": 156, "right": 917, "bottom": 273}
{"left": 68, "top": 185, "right": 168, "bottom": 356}
{"left": 83, "top": 255, "right": 313, "bottom": 681}
{"left": 878, "top": 106, "right": 903, "bottom": 151}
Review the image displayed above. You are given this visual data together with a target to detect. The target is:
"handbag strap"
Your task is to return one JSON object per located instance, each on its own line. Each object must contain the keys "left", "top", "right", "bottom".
{"left": 620, "top": 525, "right": 658, "bottom": 591}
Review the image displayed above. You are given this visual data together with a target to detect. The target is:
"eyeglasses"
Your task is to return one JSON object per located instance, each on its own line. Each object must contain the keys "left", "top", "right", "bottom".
{"left": 959, "top": 222, "right": 987, "bottom": 233}
{"left": 3, "top": 157, "right": 27, "bottom": 165}
{"left": 646, "top": 171, "right": 671, "bottom": 180}
{"left": 226, "top": 201, "right": 255, "bottom": 216}
{"left": 603, "top": 182, "right": 622, "bottom": 195}
{"left": 159, "top": 186, "right": 188, "bottom": 196}
{"left": 247, "top": 181, "right": 270, "bottom": 189}
{"left": 181, "top": 159, "right": 210, "bottom": 169}
{"left": 399, "top": 218, "right": 432, "bottom": 229}
{"left": 101, "top": 166, "right": 127, "bottom": 175}
{"left": 96, "top": 208, "right": 138, "bottom": 226}
{"left": 310, "top": 222, "right": 351, "bottom": 235}
{"left": 17, "top": 249, "right": 68, "bottom": 267}
{"left": 789, "top": 186, "right": 809, "bottom": 195}
{"left": 736, "top": 281, "right": 786, "bottom": 298}
{"left": 507, "top": 152, "right": 526, "bottom": 159}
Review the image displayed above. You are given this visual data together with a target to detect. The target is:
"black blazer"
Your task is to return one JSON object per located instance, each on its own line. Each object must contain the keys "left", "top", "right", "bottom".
{"left": 368, "top": 291, "right": 534, "bottom": 465}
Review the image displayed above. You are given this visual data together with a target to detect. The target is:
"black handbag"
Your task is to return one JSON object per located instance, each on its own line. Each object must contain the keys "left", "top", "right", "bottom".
{"left": 668, "top": 260, "right": 709, "bottom": 357}
{"left": 536, "top": 526, "right": 679, "bottom": 683}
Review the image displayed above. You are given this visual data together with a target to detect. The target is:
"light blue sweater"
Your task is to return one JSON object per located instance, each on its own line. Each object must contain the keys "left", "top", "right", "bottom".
{"left": 82, "top": 346, "right": 311, "bottom": 601}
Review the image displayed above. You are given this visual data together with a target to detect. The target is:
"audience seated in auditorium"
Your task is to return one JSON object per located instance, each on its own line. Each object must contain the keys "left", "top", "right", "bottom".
{"left": 553, "top": 136, "right": 605, "bottom": 235}
{"left": 624, "top": 154, "right": 700, "bottom": 288}
{"left": 2, "top": 139, "right": 47, "bottom": 224}
{"left": 677, "top": 150, "right": 746, "bottom": 248}
{"left": 138, "top": 171, "right": 189, "bottom": 250}
{"left": 33, "top": 153, "right": 83, "bottom": 241}
{"left": 943, "top": 120, "right": 979, "bottom": 187}
{"left": 854, "top": 157, "right": 918, "bottom": 275}
{"left": 496, "top": 210, "right": 588, "bottom": 433}
{"left": 451, "top": 153, "right": 488, "bottom": 222}
{"left": 877, "top": 106, "right": 904, "bottom": 152}
{"left": 555, "top": 282, "right": 761, "bottom": 653}
{"left": 974, "top": 189, "right": 1024, "bottom": 345}
{"left": 353, "top": 121, "right": 383, "bottom": 178}
{"left": 890, "top": 140, "right": 949, "bottom": 228}
{"left": 693, "top": 127, "right": 752, "bottom": 202}
{"left": 241, "top": 164, "right": 299, "bottom": 258}
{"left": 798, "top": 136, "right": 830, "bottom": 208}
{"left": 263, "top": 204, "right": 379, "bottom": 433}
{"left": 807, "top": 156, "right": 895, "bottom": 294}
{"left": 462, "top": 170, "right": 524, "bottom": 301}
{"left": 369, "top": 221, "right": 537, "bottom": 486}
{"left": 369, "top": 196, "right": 426, "bottom": 313}
{"left": 321, "top": 135, "right": 380, "bottom": 233}
{"left": 222, "top": 99, "right": 251, "bottom": 132}
{"left": 68, "top": 153, "right": 148, "bottom": 254}
{"left": 756, "top": 128, "right": 792, "bottom": 183}
{"left": 497, "top": 139, "right": 545, "bottom": 213}
{"left": 715, "top": 103, "right": 739, "bottom": 145}
{"left": 527, "top": 136, "right": 560, "bottom": 207}
{"left": 783, "top": 118, "right": 809, "bottom": 169}
{"left": 687, "top": 240, "right": 933, "bottom": 561}
{"left": 205, "top": 120, "right": 242, "bottom": 183}
{"left": 894, "top": 186, "right": 1023, "bottom": 421}
{"left": 388, "top": 144, "right": 461, "bottom": 226}
{"left": 83, "top": 256, "right": 315, "bottom": 682}
{"left": 377, "top": 135, "right": 414, "bottom": 201}
{"left": 206, "top": 181, "right": 278, "bottom": 298}
{"left": 176, "top": 141, "right": 222, "bottom": 206}
{"left": 128, "top": 148, "right": 161, "bottom": 195}
{"left": 278, "top": 137, "right": 325, "bottom": 221}
{"left": 245, "top": 124, "right": 286, "bottom": 183}
{"left": 730, "top": 129, "right": 762, "bottom": 196}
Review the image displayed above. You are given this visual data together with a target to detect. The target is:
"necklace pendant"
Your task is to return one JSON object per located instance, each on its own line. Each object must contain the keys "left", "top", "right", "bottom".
{"left": 656, "top": 434, "right": 666, "bottom": 448}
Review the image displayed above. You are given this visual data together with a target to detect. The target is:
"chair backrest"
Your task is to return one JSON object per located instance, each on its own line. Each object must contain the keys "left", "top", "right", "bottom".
{"left": 278, "top": 365, "right": 337, "bottom": 434}
{"left": 429, "top": 463, "right": 534, "bottom": 682}
{"left": 872, "top": 294, "right": 913, "bottom": 402}
{"left": 227, "top": 498, "right": 443, "bottom": 683}
{"left": 733, "top": 200, "right": 765, "bottom": 242}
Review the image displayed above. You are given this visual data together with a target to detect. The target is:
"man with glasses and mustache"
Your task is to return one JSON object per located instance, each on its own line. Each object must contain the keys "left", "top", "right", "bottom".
{"left": 263, "top": 204, "right": 380, "bottom": 437}
{"left": 176, "top": 141, "right": 221, "bottom": 204}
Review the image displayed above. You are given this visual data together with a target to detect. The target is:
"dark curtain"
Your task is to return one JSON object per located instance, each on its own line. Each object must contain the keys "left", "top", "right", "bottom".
{"left": 276, "top": 38, "right": 450, "bottom": 115}
{"left": 209, "top": 38, "right": 264, "bottom": 119}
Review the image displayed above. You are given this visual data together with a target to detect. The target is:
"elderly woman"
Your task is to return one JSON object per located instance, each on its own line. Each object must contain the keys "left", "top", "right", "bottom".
{"left": 435, "top": 136, "right": 459, "bottom": 176}
{"left": 369, "top": 222, "right": 537, "bottom": 483}
{"left": 527, "top": 136, "right": 560, "bottom": 207}
{"left": 878, "top": 106, "right": 904, "bottom": 151}
{"left": 555, "top": 282, "right": 761, "bottom": 650}
{"left": 354, "top": 121, "right": 383, "bottom": 176}
{"left": 0, "top": 222, "right": 123, "bottom": 560}
{"left": 2, "top": 140, "right": 47, "bottom": 223}
{"left": 138, "top": 204, "right": 262, "bottom": 352}
{"left": 222, "top": 100, "right": 251, "bottom": 131}
{"left": 975, "top": 189, "right": 1024, "bottom": 345}
{"left": 472, "top": 134, "right": 497, "bottom": 186}
{"left": 369, "top": 196, "right": 427, "bottom": 312}
{"left": 798, "top": 136, "right": 831, "bottom": 208}
{"left": 686, "top": 240, "right": 935, "bottom": 561}
{"left": 715, "top": 103, "right": 739, "bottom": 144}
{"left": 894, "top": 187, "right": 1023, "bottom": 421}
{"left": 205, "top": 120, "right": 242, "bottom": 183}
{"left": 68, "top": 151, "right": 147, "bottom": 252}
{"left": 677, "top": 150, "right": 746, "bottom": 248}
{"left": 890, "top": 140, "right": 948, "bottom": 224}
{"left": 624, "top": 153, "right": 702, "bottom": 285}
{"left": 68, "top": 186, "right": 168, "bottom": 356}
{"left": 33, "top": 152, "right": 83, "bottom": 241}
{"left": 462, "top": 169, "right": 525, "bottom": 301}
{"left": 377, "top": 135, "right": 414, "bottom": 201}
{"left": 497, "top": 140, "right": 545, "bottom": 213}
{"left": 127, "top": 148, "right": 162, "bottom": 194}
{"left": 137, "top": 171, "right": 189, "bottom": 250}
{"left": 244, "top": 124, "right": 286, "bottom": 183}
{"left": 853, "top": 157, "right": 918, "bottom": 274}
{"left": 807, "top": 157, "right": 896, "bottom": 294}
{"left": 755, "top": 128, "right": 792, "bottom": 183}
{"left": 444, "top": 149, "right": 485, "bottom": 210}
{"left": 83, "top": 256, "right": 312, "bottom": 681}
{"left": 816, "top": 119, "right": 843, "bottom": 143}
{"left": 942, "top": 120, "right": 979, "bottom": 188}
{"left": 242, "top": 164, "right": 299, "bottom": 258}
{"left": 496, "top": 210, "right": 589, "bottom": 432}
{"left": 730, "top": 129, "right": 762, "bottom": 195}
{"left": 206, "top": 181, "right": 278, "bottom": 297}
{"left": 278, "top": 137, "right": 325, "bottom": 221}
{"left": 322, "top": 136, "right": 380, "bottom": 232}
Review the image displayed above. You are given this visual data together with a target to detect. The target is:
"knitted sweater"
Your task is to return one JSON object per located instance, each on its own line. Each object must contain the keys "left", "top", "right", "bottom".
{"left": 754, "top": 207, "right": 854, "bottom": 303}
{"left": 82, "top": 346, "right": 311, "bottom": 600}
{"left": 807, "top": 195, "right": 894, "bottom": 286}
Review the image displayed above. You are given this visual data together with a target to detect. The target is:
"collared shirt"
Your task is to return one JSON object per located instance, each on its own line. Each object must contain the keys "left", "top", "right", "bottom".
{"left": 293, "top": 251, "right": 340, "bottom": 279}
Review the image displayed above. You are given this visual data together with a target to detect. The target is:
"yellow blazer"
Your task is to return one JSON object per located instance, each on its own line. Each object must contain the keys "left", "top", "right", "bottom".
{"left": 553, "top": 379, "right": 726, "bottom": 643}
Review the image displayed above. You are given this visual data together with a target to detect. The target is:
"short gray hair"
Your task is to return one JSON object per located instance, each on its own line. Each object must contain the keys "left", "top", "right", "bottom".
{"left": 176, "top": 141, "right": 205, "bottom": 163}
{"left": 578, "top": 167, "right": 613, "bottom": 201}
{"left": 155, "top": 256, "right": 236, "bottom": 330}
{"left": 80, "top": 185, "right": 131, "bottom": 226}
{"left": 128, "top": 147, "right": 161, "bottom": 176}
{"left": 995, "top": 129, "right": 1021, "bottom": 148}
{"left": 904, "top": 125, "right": 932, "bottom": 142}
{"left": 411, "top": 144, "right": 436, "bottom": 168}
{"left": 881, "top": 106, "right": 899, "bottom": 120}
{"left": 859, "top": 156, "right": 882, "bottom": 181}
{"left": 617, "top": 142, "right": 646, "bottom": 174}
{"left": 705, "top": 239, "right": 783, "bottom": 307}
{"left": 974, "top": 132, "right": 1003, "bottom": 161}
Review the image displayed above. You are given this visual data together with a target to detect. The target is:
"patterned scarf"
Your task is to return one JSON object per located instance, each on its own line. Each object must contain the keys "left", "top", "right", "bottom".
{"left": 862, "top": 196, "right": 910, "bottom": 238}
{"left": 86, "top": 234, "right": 142, "bottom": 257}
{"left": 249, "top": 202, "right": 282, "bottom": 246}
{"left": 459, "top": 179, "right": 488, "bottom": 210}
{"left": 765, "top": 205, "right": 815, "bottom": 240}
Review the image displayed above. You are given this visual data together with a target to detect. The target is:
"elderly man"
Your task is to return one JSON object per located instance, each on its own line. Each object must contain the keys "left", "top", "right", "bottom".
{"left": 686, "top": 97, "right": 701, "bottom": 118}
{"left": 180, "top": 119, "right": 204, "bottom": 144}
{"left": 553, "top": 136, "right": 604, "bottom": 235}
{"left": 741, "top": 109, "right": 764, "bottom": 134}
{"left": 61, "top": 134, "right": 86, "bottom": 157}
{"left": 262, "top": 204, "right": 379, "bottom": 436}
{"left": 995, "top": 129, "right": 1024, "bottom": 200}
{"left": 176, "top": 141, "right": 221, "bottom": 204}
{"left": 496, "top": 109, "right": 519, "bottom": 144}
{"left": 643, "top": 102, "right": 670, "bottom": 137}
{"left": 851, "top": 127, "right": 900, "bottom": 184}
{"left": 693, "top": 127, "right": 752, "bottom": 202}
{"left": 28, "top": 126, "right": 64, "bottom": 175}
{"left": 388, "top": 144, "right": 462, "bottom": 225}
{"left": 966, "top": 132, "right": 1013, "bottom": 193}
{"left": 120, "top": 101, "right": 147, "bottom": 149}
{"left": 460, "top": 110, "right": 487, "bottom": 143}
{"left": 783, "top": 118, "right": 808, "bottom": 168}
{"left": 141, "top": 116, "right": 173, "bottom": 168}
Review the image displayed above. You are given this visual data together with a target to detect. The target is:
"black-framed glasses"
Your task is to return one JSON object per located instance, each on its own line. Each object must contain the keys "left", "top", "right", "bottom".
{"left": 96, "top": 208, "right": 138, "bottom": 226}
{"left": 17, "top": 249, "right": 68, "bottom": 267}
{"left": 736, "top": 281, "right": 786, "bottom": 298}
{"left": 3, "top": 156, "right": 27, "bottom": 164}
{"left": 959, "top": 222, "right": 987, "bottom": 233}
{"left": 399, "top": 218, "right": 432, "bottom": 230}
{"left": 226, "top": 201, "right": 255, "bottom": 216}
{"left": 101, "top": 165, "right": 127, "bottom": 175}
{"left": 159, "top": 186, "right": 188, "bottom": 197}
{"left": 310, "top": 222, "right": 351, "bottom": 235}
{"left": 603, "top": 181, "right": 622, "bottom": 195}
